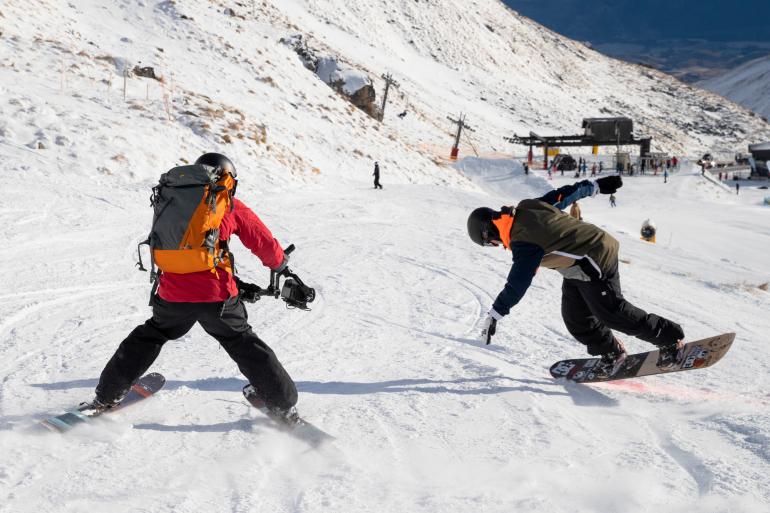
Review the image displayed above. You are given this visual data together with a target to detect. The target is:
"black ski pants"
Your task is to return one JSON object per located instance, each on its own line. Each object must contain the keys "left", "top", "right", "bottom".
{"left": 96, "top": 296, "right": 297, "bottom": 409}
{"left": 561, "top": 264, "right": 684, "bottom": 356}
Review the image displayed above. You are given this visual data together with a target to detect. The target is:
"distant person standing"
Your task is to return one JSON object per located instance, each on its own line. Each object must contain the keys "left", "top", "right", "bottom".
{"left": 609, "top": 193, "right": 617, "bottom": 207}
{"left": 736, "top": 182, "right": 740, "bottom": 195}
{"left": 591, "top": 163, "right": 597, "bottom": 177}
{"left": 672, "top": 156, "right": 678, "bottom": 169}
{"left": 373, "top": 161, "right": 382, "bottom": 189}
{"left": 599, "top": 161, "right": 604, "bottom": 174}
{"left": 569, "top": 201, "right": 582, "bottom": 220}
{"left": 664, "top": 169, "right": 668, "bottom": 183}
{"left": 523, "top": 162, "right": 529, "bottom": 175}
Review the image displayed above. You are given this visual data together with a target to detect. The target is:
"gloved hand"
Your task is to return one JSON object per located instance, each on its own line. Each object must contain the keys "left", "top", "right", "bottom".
{"left": 235, "top": 277, "right": 264, "bottom": 303}
{"left": 595, "top": 175, "right": 623, "bottom": 194}
{"left": 479, "top": 310, "right": 503, "bottom": 345}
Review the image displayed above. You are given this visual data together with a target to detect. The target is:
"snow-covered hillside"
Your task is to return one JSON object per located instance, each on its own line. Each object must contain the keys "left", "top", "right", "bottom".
{"left": 2, "top": 0, "right": 769, "bottom": 180}
{"left": 700, "top": 54, "right": 770, "bottom": 122}
{"left": 2, "top": 1, "right": 770, "bottom": 512}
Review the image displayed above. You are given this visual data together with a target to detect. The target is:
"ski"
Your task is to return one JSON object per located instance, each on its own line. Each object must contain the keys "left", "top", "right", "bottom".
{"left": 39, "top": 373, "right": 166, "bottom": 433}
{"left": 242, "top": 385, "right": 334, "bottom": 447}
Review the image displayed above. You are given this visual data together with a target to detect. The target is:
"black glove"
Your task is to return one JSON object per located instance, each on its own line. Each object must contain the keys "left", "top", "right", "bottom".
{"left": 235, "top": 277, "right": 264, "bottom": 303}
{"left": 596, "top": 175, "right": 623, "bottom": 194}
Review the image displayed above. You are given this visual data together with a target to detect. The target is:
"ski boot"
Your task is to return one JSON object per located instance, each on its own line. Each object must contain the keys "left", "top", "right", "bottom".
{"left": 594, "top": 337, "right": 628, "bottom": 379}
{"left": 77, "top": 397, "right": 117, "bottom": 416}
{"left": 656, "top": 340, "right": 684, "bottom": 370}
{"left": 243, "top": 385, "right": 304, "bottom": 428}
{"left": 78, "top": 388, "right": 128, "bottom": 416}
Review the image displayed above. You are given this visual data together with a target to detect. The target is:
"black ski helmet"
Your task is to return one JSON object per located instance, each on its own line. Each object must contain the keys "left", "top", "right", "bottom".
{"left": 467, "top": 207, "right": 500, "bottom": 246}
{"left": 195, "top": 152, "right": 236, "bottom": 177}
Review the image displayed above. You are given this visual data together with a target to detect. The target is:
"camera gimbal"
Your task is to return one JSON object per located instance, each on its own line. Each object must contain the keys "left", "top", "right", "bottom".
{"left": 235, "top": 244, "right": 315, "bottom": 310}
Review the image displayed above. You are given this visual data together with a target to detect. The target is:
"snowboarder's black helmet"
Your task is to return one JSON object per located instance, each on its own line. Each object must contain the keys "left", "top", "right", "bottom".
{"left": 467, "top": 207, "right": 500, "bottom": 246}
{"left": 195, "top": 152, "right": 236, "bottom": 177}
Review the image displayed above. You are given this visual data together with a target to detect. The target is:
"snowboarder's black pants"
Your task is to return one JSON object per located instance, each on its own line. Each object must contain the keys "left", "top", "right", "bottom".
{"left": 96, "top": 296, "right": 298, "bottom": 409}
{"left": 561, "top": 264, "right": 684, "bottom": 355}
{"left": 374, "top": 177, "right": 382, "bottom": 189}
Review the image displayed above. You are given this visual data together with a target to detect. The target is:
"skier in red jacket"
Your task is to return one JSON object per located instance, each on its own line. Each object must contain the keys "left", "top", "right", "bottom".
{"left": 89, "top": 153, "right": 301, "bottom": 423}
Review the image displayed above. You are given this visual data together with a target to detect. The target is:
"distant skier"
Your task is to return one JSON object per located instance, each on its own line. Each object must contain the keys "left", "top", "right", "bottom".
{"left": 373, "top": 161, "right": 382, "bottom": 189}
{"left": 523, "top": 162, "right": 529, "bottom": 175}
{"left": 609, "top": 193, "right": 617, "bottom": 207}
{"left": 664, "top": 169, "right": 668, "bottom": 183}
{"left": 87, "top": 153, "right": 303, "bottom": 424}
{"left": 466, "top": 176, "right": 684, "bottom": 377}
{"left": 736, "top": 182, "right": 740, "bottom": 195}
{"left": 397, "top": 110, "right": 407, "bottom": 119}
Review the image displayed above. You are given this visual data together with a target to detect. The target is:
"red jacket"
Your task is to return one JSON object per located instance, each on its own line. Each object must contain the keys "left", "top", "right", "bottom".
{"left": 158, "top": 198, "right": 285, "bottom": 302}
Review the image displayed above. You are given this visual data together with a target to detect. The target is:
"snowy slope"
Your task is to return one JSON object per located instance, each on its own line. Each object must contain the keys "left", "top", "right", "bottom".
{"left": 2, "top": 1, "right": 770, "bottom": 512}
{"left": 2, "top": 145, "right": 770, "bottom": 512}
{"left": 700, "top": 54, "right": 770, "bottom": 121}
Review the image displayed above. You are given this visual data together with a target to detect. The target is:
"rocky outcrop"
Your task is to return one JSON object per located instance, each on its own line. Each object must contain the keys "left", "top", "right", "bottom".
{"left": 281, "top": 34, "right": 379, "bottom": 119}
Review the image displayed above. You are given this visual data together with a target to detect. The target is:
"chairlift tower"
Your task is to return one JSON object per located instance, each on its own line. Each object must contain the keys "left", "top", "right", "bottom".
{"left": 379, "top": 73, "right": 400, "bottom": 122}
{"left": 447, "top": 113, "right": 475, "bottom": 159}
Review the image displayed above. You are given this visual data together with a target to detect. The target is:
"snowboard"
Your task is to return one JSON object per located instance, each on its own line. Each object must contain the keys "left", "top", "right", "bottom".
{"left": 549, "top": 333, "right": 735, "bottom": 383}
{"left": 242, "top": 385, "right": 334, "bottom": 447}
{"left": 39, "top": 373, "right": 166, "bottom": 433}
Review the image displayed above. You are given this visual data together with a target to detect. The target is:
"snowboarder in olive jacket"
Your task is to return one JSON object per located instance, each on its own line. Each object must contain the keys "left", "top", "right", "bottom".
{"left": 466, "top": 176, "right": 684, "bottom": 377}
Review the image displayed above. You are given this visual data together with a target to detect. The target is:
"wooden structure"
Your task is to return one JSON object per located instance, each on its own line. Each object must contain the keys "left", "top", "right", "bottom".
{"left": 506, "top": 118, "right": 652, "bottom": 169}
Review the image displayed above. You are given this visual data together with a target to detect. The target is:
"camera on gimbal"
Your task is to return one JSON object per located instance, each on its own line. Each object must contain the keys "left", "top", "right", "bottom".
{"left": 280, "top": 274, "right": 316, "bottom": 310}
{"left": 235, "top": 243, "right": 315, "bottom": 310}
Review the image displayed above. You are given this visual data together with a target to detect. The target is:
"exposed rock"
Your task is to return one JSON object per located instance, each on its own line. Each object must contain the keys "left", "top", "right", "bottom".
{"left": 281, "top": 35, "right": 378, "bottom": 119}
{"left": 279, "top": 34, "right": 318, "bottom": 71}
{"left": 132, "top": 65, "right": 159, "bottom": 80}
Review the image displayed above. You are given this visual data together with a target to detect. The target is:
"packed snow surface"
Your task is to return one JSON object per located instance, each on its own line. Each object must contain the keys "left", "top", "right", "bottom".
{"left": 2, "top": 146, "right": 769, "bottom": 512}
{"left": 1, "top": 1, "right": 770, "bottom": 512}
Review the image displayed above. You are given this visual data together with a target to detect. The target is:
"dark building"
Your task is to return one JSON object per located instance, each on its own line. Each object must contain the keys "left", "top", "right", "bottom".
{"left": 582, "top": 117, "right": 634, "bottom": 143}
{"left": 749, "top": 142, "right": 770, "bottom": 161}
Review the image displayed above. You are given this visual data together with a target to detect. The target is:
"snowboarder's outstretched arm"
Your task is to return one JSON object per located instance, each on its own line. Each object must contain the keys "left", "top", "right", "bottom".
{"left": 537, "top": 177, "right": 622, "bottom": 211}
{"left": 491, "top": 242, "right": 544, "bottom": 316}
